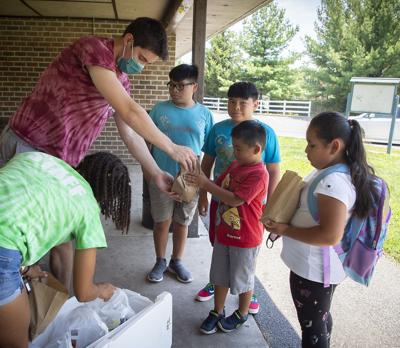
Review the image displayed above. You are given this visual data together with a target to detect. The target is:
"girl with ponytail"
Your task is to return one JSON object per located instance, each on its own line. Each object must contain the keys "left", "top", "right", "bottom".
{"left": 266, "top": 112, "right": 377, "bottom": 347}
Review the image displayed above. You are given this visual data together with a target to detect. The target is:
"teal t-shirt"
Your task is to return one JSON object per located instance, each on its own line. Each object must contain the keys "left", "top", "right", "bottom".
{"left": 202, "top": 118, "right": 281, "bottom": 179}
{"left": 0, "top": 152, "right": 106, "bottom": 266}
{"left": 150, "top": 100, "right": 214, "bottom": 177}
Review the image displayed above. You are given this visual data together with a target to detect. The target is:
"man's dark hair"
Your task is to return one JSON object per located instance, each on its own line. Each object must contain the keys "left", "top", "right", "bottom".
{"left": 77, "top": 152, "right": 131, "bottom": 233}
{"left": 228, "top": 82, "right": 259, "bottom": 100}
{"left": 123, "top": 17, "right": 168, "bottom": 60}
{"left": 231, "top": 120, "right": 266, "bottom": 150}
{"left": 169, "top": 64, "right": 198, "bottom": 82}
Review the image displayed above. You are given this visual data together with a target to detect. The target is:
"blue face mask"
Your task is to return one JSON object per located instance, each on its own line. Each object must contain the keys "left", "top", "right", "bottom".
{"left": 117, "top": 43, "right": 144, "bottom": 74}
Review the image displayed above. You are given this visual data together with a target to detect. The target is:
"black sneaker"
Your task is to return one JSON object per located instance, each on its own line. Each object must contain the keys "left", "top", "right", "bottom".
{"left": 147, "top": 257, "right": 167, "bottom": 282}
{"left": 200, "top": 309, "right": 225, "bottom": 335}
{"left": 168, "top": 258, "right": 193, "bottom": 283}
{"left": 218, "top": 309, "right": 248, "bottom": 333}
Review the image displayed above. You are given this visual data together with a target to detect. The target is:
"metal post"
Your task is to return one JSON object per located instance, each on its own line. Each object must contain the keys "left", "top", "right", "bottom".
{"left": 345, "top": 92, "right": 352, "bottom": 118}
{"left": 192, "top": 0, "right": 207, "bottom": 103}
{"left": 387, "top": 95, "right": 399, "bottom": 154}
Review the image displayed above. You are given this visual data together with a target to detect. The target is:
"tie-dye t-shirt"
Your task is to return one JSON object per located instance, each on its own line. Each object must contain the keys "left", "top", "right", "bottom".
{"left": 150, "top": 100, "right": 214, "bottom": 177}
{"left": 9, "top": 36, "right": 130, "bottom": 167}
{"left": 0, "top": 152, "right": 106, "bottom": 266}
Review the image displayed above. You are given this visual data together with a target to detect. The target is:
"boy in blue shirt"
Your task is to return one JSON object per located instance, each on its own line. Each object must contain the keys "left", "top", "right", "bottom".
{"left": 146, "top": 64, "right": 214, "bottom": 283}
{"left": 196, "top": 82, "right": 281, "bottom": 314}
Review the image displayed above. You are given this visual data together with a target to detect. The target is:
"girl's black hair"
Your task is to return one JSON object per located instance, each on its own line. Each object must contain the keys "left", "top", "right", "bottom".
{"left": 77, "top": 152, "right": 131, "bottom": 233}
{"left": 309, "top": 112, "right": 378, "bottom": 217}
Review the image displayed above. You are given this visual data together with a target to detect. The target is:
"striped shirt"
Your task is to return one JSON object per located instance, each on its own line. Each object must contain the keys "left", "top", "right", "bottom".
{"left": 9, "top": 36, "right": 130, "bottom": 167}
{"left": 0, "top": 152, "right": 106, "bottom": 266}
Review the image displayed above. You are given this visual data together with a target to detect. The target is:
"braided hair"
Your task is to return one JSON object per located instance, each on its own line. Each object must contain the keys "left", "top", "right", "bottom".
{"left": 77, "top": 152, "right": 131, "bottom": 233}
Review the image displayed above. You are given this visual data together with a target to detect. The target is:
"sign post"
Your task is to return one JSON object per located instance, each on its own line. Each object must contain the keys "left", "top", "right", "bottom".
{"left": 346, "top": 77, "right": 400, "bottom": 154}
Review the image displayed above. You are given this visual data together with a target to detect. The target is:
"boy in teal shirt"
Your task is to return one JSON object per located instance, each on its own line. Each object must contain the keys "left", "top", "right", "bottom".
{"left": 146, "top": 64, "right": 214, "bottom": 283}
{"left": 196, "top": 82, "right": 281, "bottom": 314}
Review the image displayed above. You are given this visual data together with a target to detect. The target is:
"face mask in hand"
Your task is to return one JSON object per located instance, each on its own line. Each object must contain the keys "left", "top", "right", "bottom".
{"left": 117, "top": 42, "right": 144, "bottom": 74}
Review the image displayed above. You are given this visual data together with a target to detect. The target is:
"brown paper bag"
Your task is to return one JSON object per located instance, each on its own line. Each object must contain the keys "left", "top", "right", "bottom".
{"left": 28, "top": 273, "right": 69, "bottom": 339}
{"left": 171, "top": 161, "right": 200, "bottom": 203}
{"left": 261, "top": 170, "right": 305, "bottom": 224}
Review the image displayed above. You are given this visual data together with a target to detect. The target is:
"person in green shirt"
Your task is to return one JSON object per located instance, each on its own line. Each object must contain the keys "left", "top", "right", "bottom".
{"left": 0, "top": 151, "right": 131, "bottom": 348}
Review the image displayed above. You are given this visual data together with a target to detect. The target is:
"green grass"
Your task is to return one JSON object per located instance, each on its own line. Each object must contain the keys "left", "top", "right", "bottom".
{"left": 278, "top": 136, "right": 400, "bottom": 263}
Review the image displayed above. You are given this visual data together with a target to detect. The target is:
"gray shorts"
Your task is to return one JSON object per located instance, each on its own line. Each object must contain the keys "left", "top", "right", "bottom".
{"left": 148, "top": 180, "right": 198, "bottom": 226}
{"left": 0, "top": 125, "right": 39, "bottom": 167}
{"left": 210, "top": 241, "right": 260, "bottom": 295}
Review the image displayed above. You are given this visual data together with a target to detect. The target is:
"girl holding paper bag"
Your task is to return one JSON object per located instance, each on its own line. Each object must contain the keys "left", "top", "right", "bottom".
{"left": 0, "top": 152, "right": 130, "bottom": 348}
{"left": 265, "top": 112, "right": 378, "bottom": 348}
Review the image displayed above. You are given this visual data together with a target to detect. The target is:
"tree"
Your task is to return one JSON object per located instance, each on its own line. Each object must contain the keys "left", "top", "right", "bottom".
{"left": 204, "top": 30, "right": 241, "bottom": 97}
{"left": 306, "top": 0, "right": 400, "bottom": 111}
{"left": 240, "top": 3, "right": 303, "bottom": 99}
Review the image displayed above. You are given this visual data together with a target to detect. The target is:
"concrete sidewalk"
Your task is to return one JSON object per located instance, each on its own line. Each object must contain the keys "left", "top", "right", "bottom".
{"left": 95, "top": 164, "right": 400, "bottom": 347}
{"left": 94, "top": 165, "right": 268, "bottom": 348}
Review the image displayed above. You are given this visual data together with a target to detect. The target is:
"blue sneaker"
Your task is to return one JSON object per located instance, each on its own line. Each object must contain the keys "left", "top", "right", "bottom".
{"left": 168, "top": 258, "right": 193, "bottom": 283}
{"left": 218, "top": 310, "right": 248, "bottom": 333}
{"left": 200, "top": 309, "right": 225, "bottom": 335}
{"left": 147, "top": 257, "right": 167, "bottom": 282}
{"left": 195, "top": 283, "right": 215, "bottom": 302}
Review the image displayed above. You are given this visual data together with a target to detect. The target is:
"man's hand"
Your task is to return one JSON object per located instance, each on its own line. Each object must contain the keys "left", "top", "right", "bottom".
{"left": 198, "top": 191, "right": 209, "bottom": 216}
{"left": 264, "top": 219, "right": 289, "bottom": 236}
{"left": 151, "top": 170, "right": 182, "bottom": 201}
{"left": 151, "top": 170, "right": 174, "bottom": 193}
{"left": 170, "top": 144, "right": 197, "bottom": 172}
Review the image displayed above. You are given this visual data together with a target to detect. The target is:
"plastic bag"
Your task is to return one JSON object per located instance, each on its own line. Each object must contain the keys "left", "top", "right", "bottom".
{"left": 123, "top": 289, "right": 153, "bottom": 313}
{"left": 86, "top": 288, "right": 135, "bottom": 330}
{"left": 41, "top": 306, "right": 108, "bottom": 348}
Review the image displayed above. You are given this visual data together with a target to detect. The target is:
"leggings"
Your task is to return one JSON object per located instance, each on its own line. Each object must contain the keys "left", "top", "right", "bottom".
{"left": 290, "top": 271, "right": 337, "bottom": 348}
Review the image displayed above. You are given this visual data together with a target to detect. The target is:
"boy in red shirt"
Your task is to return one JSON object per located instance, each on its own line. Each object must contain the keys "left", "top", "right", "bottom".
{"left": 186, "top": 120, "right": 269, "bottom": 334}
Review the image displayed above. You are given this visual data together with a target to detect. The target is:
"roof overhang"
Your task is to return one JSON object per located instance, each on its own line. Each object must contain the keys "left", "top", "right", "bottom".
{"left": 0, "top": 0, "right": 271, "bottom": 58}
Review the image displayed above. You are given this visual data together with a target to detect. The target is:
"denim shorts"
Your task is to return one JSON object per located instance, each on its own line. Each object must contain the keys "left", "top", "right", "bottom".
{"left": 0, "top": 246, "right": 24, "bottom": 306}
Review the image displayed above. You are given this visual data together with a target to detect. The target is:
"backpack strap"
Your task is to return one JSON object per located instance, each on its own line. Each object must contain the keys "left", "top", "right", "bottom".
{"left": 307, "top": 163, "right": 350, "bottom": 221}
{"left": 306, "top": 163, "right": 350, "bottom": 287}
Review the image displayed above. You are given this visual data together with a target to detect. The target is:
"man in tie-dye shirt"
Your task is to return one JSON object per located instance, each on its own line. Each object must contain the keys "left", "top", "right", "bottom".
{"left": 0, "top": 17, "right": 197, "bottom": 287}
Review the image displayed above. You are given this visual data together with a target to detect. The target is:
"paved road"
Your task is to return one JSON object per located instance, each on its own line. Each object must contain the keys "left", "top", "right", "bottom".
{"left": 214, "top": 113, "right": 309, "bottom": 139}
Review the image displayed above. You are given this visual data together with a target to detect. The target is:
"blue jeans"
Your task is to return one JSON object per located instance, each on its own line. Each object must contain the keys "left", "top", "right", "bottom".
{"left": 0, "top": 246, "right": 24, "bottom": 306}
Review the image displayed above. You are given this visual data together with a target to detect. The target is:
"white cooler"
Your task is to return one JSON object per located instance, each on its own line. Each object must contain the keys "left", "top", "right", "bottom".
{"left": 30, "top": 291, "right": 172, "bottom": 348}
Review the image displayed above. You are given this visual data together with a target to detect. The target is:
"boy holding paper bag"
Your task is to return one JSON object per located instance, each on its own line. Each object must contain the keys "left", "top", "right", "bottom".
{"left": 185, "top": 120, "right": 268, "bottom": 334}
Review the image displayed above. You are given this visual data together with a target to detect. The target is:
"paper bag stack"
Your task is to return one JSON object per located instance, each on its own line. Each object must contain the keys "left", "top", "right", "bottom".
{"left": 28, "top": 273, "right": 69, "bottom": 339}
{"left": 172, "top": 161, "right": 200, "bottom": 203}
{"left": 261, "top": 170, "right": 305, "bottom": 224}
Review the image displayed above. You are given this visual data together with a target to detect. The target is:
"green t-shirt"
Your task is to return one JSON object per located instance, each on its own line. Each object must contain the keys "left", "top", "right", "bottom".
{"left": 0, "top": 152, "right": 106, "bottom": 266}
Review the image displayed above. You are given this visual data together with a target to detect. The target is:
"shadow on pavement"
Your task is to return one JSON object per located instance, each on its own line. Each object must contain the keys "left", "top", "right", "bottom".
{"left": 253, "top": 277, "right": 301, "bottom": 348}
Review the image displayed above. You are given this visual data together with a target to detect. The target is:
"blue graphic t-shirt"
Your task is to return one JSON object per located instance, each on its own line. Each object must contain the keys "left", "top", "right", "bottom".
{"left": 150, "top": 100, "right": 214, "bottom": 177}
{"left": 202, "top": 118, "right": 280, "bottom": 180}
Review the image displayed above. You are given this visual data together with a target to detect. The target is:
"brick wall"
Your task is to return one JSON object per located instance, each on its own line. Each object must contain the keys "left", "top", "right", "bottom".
{"left": 0, "top": 17, "right": 176, "bottom": 164}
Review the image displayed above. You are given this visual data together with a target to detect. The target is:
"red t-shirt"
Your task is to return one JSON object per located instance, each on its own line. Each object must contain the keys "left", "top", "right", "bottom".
{"left": 10, "top": 36, "right": 130, "bottom": 167}
{"left": 215, "top": 161, "right": 268, "bottom": 248}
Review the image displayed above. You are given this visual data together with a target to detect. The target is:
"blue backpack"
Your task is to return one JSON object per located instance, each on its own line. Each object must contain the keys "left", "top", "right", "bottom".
{"left": 307, "top": 163, "right": 391, "bottom": 287}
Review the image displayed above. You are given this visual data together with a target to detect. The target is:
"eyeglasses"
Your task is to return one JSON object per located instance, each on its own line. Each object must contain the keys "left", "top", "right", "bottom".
{"left": 167, "top": 81, "right": 195, "bottom": 91}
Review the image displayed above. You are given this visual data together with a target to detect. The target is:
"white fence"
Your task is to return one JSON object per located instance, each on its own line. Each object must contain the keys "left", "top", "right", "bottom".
{"left": 203, "top": 97, "right": 312, "bottom": 117}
